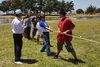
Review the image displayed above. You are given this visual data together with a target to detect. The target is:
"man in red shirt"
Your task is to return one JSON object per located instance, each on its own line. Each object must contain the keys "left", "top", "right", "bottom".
{"left": 53, "top": 10, "right": 78, "bottom": 63}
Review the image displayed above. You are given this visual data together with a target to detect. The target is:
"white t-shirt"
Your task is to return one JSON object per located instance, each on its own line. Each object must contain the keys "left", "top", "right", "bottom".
{"left": 36, "top": 22, "right": 42, "bottom": 35}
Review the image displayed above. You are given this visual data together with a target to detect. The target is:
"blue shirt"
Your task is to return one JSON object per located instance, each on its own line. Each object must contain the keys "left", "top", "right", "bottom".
{"left": 39, "top": 21, "right": 48, "bottom": 28}
{"left": 39, "top": 21, "right": 49, "bottom": 32}
{"left": 25, "top": 18, "right": 31, "bottom": 27}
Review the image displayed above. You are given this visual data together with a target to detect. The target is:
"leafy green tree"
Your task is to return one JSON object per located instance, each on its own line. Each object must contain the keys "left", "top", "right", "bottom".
{"left": 10, "top": 0, "right": 22, "bottom": 13}
{"left": 44, "top": 0, "right": 58, "bottom": 15}
{"left": 95, "top": 8, "right": 100, "bottom": 13}
{"left": 65, "top": 1, "right": 74, "bottom": 13}
{"left": 56, "top": 1, "right": 74, "bottom": 13}
{"left": 43, "top": 0, "right": 74, "bottom": 14}
{"left": 0, "top": 0, "right": 75, "bottom": 15}
{"left": 52, "top": 1, "right": 60, "bottom": 13}
{"left": 10, "top": 0, "right": 36, "bottom": 13}
{"left": 0, "top": 0, "right": 13, "bottom": 14}
{"left": 37, "top": 0, "right": 45, "bottom": 14}
{"left": 0, "top": 1, "right": 8, "bottom": 12}
{"left": 55, "top": 1, "right": 63, "bottom": 12}
{"left": 21, "top": 0, "right": 36, "bottom": 12}
{"left": 85, "top": 4, "right": 96, "bottom": 14}
{"left": 76, "top": 9, "right": 84, "bottom": 14}
{"left": 60, "top": 0, "right": 66, "bottom": 10}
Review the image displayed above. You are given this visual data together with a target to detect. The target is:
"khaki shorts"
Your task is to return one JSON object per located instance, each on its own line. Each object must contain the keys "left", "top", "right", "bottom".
{"left": 36, "top": 30, "right": 42, "bottom": 35}
{"left": 57, "top": 41, "right": 74, "bottom": 52}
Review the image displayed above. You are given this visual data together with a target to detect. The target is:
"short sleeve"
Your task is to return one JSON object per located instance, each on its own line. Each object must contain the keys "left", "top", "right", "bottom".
{"left": 40, "top": 21, "right": 48, "bottom": 28}
{"left": 68, "top": 19, "right": 75, "bottom": 28}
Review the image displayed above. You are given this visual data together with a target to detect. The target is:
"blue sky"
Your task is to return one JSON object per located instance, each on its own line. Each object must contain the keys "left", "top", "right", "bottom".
{"left": 58, "top": 0, "right": 100, "bottom": 10}
{"left": 0, "top": 0, "right": 3, "bottom": 3}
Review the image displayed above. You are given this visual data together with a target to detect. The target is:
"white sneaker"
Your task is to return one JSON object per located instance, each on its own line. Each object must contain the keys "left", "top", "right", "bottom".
{"left": 14, "top": 61, "right": 23, "bottom": 64}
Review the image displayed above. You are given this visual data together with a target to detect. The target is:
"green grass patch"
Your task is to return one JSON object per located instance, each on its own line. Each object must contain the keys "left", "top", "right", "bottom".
{"left": 0, "top": 19, "right": 100, "bottom": 67}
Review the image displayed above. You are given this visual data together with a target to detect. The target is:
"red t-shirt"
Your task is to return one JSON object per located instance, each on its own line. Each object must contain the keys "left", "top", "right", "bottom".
{"left": 57, "top": 17, "right": 75, "bottom": 42}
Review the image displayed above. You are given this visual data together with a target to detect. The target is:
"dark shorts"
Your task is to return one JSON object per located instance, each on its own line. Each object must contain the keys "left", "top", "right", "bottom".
{"left": 57, "top": 41, "right": 74, "bottom": 52}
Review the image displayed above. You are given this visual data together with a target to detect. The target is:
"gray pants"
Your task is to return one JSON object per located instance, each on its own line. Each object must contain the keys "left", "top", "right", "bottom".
{"left": 57, "top": 41, "right": 74, "bottom": 52}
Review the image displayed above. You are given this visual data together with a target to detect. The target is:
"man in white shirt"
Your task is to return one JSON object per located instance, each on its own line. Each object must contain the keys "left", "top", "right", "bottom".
{"left": 12, "top": 9, "right": 25, "bottom": 64}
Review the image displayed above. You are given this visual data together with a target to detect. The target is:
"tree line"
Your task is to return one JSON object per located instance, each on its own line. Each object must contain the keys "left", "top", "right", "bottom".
{"left": 0, "top": 0, "right": 100, "bottom": 15}
{"left": 76, "top": 4, "right": 100, "bottom": 14}
{"left": 0, "top": 0, "right": 74, "bottom": 14}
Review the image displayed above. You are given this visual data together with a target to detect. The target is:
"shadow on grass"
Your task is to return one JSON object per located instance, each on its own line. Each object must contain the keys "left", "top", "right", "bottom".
{"left": 60, "top": 57, "right": 86, "bottom": 65}
{"left": 39, "top": 42, "right": 44, "bottom": 45}
{"left": 50, "top": 52, "right": 56, "bottom": 56}
{"left": 21, "top": 59, "right": 38, "bottom": 64}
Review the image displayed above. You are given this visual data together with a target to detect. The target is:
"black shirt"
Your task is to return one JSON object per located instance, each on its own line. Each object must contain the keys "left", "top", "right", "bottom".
{"left": 32, "top": 17, "right": 40, "bottom": 27}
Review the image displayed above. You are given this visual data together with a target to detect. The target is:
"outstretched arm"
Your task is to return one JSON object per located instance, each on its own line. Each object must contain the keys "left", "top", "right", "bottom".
{"left": 45, "top": 27, "right": 53, "bottom": 32}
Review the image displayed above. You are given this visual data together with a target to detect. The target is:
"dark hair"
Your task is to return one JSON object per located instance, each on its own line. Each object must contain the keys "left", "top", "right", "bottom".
{"left": 40, "top": 15, "right": 45, "bottom": 18}
{"left": 59, "top": 9, "right": 66, "bottom": 16}
{"left": 59, "top": 11, "right": 66, "bottom": 16}
{"left": 60, "top": 9, "right": 65, "bottom": 12}
{"left": 16, "top": 14, "right": 20, "bottom": 17}
{"left": 38, "top": 16, "right": 42, "bottom": 20}
{"left": 35, "top": 10, "right": 39, "bottom": 13}
{"left": 26, "top": 14, "right": 30, "bottom": 18}
{"left": 22, "top": 14, "right": 29, "bottom": 19}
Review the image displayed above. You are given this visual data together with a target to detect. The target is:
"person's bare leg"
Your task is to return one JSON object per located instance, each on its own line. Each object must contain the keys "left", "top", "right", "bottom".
{"left": 36, "top": 35, "right": 40, "bottom": 44}
{"left": 71, "top": 51, "right": 77, "bottom": 59}
{"left": 32, "top": 35, "right": 34, "bottom": 39}
{"left": 53, "top": 50, "right": 61, "bottom": 59}
{"left": 56, "top": 50, "right": 61, "bottom": 56}
{"left": 71, "top": 51, "right": 79, "bottom": 64}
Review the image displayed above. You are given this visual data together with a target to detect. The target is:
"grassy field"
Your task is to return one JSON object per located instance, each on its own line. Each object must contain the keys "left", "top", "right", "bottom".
{"left": 0, "top": 19, "right": 100, "bottom": 67}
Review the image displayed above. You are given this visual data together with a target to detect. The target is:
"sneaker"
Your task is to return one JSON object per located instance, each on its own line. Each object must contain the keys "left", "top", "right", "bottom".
{"left": 14, "top": 61, "right": 23, "bottom": 64}
{"left": 47, "top": 54, "right": 51, "bottom": 56}
{"left": 27, "top": 37, "right": 31, "bottom": 39}
{"left": 53, "top": 55, "right": 58, "bottom": 59}
{"left": 40, "top": 50, "right": 45, "bottom": 52}
{"left": 74, "top": 59, "right": 79, "bottom": 65}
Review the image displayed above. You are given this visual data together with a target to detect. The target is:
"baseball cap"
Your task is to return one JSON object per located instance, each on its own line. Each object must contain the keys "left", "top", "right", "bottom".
{"left": 15, "top": 9, "right": 22, "bottom": 14}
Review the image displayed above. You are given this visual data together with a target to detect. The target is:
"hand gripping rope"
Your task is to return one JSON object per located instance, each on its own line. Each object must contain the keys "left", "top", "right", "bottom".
{"left": 53, "top": 31, "right": 100, "bottom": 44}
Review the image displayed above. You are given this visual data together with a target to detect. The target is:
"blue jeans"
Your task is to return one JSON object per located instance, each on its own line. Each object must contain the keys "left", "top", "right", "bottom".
{"left": 41, "top": 32, "right": 51, "bottom": 55}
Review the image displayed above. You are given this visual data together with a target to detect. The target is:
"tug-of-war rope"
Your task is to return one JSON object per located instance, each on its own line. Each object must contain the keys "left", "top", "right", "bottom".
{"left": 53, "top": 31, "right": 100, "bottom": 44}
